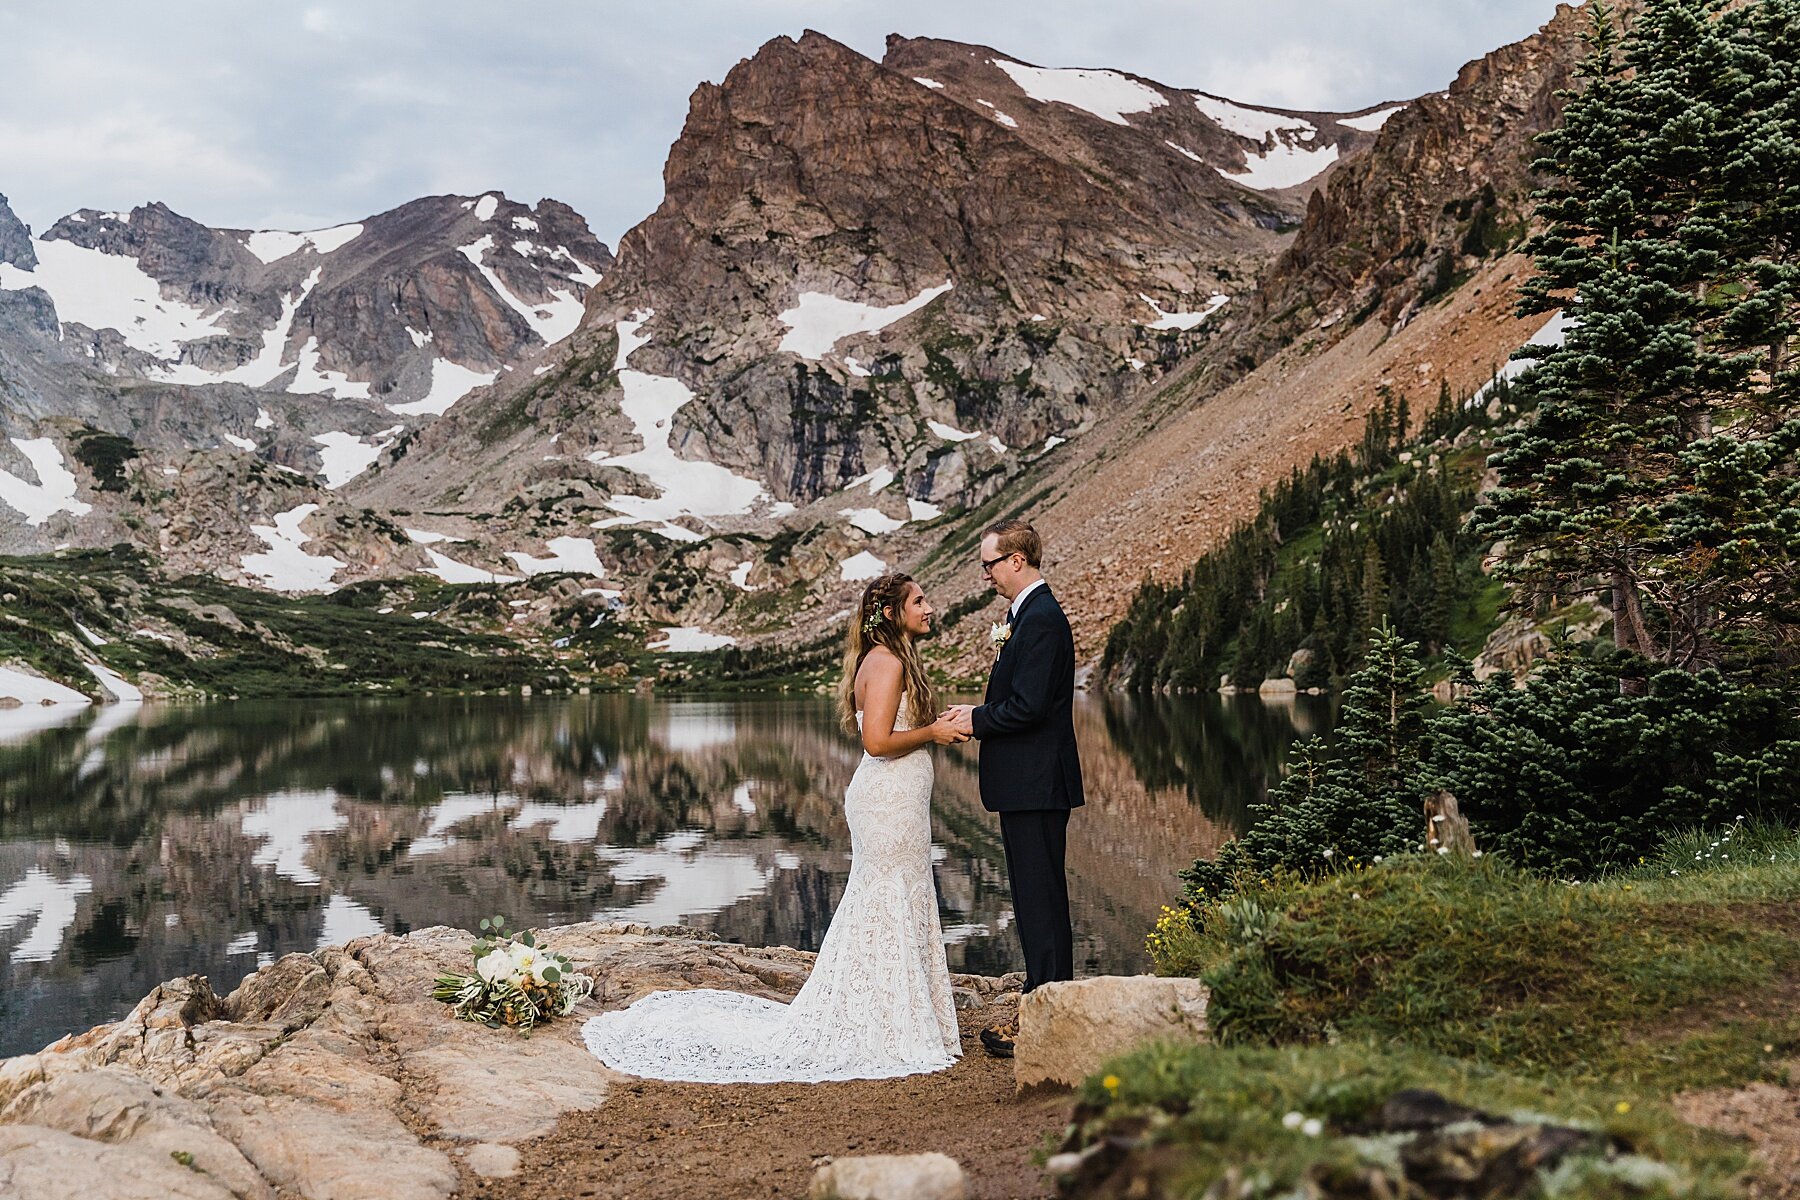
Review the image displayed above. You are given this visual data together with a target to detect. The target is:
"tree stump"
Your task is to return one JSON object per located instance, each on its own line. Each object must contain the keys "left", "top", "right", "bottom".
{"left": 1424, "top": 791, "right": 1478, "bottom": 857}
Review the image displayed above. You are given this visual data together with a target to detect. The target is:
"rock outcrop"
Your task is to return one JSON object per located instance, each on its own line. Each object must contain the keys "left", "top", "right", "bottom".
{"left": 0, "top": 923, "right": 1017, "bottom": 1200}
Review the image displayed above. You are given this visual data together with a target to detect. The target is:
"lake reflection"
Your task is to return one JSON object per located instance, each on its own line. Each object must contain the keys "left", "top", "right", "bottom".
{"left": 0, "top": 691, "right": 1331, "bottom": 1057}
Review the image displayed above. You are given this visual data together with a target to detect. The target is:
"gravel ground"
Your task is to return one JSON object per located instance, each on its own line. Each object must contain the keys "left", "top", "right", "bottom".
{"left": 468, "top": 1008, "right": 1071, "bottom": 1199}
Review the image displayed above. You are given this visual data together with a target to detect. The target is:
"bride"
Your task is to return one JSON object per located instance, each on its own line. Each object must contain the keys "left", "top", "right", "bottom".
{"left": 582, "top": 572, "right": 970, "bottom": 1082}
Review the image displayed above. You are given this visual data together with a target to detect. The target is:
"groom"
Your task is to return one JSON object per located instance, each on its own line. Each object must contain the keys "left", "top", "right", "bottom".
{"left": 944, "top": 518, "right": 1083, "bottom": 1058}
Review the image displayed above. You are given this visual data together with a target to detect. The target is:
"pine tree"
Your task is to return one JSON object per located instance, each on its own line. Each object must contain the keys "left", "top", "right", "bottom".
{"left": 1473, "top": 0, "right": 1800, "bottom": 673}
{"left": 1184, "top": 622, "right": 1433, "bottom": 897}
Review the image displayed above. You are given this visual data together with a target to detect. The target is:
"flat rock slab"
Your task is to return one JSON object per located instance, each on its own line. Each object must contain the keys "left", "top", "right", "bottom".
{"left": 1014, "top": 975, "right": 1209, "bottom": 1090}
{"left": 463, "top": 1142, "right": 523, "bottom": 1178}
{"left": 810, "top": 1152, "right": 967, "bottom": 1200}
{"left": 0, "top": 923, "right": 1013, "bottom": 1200}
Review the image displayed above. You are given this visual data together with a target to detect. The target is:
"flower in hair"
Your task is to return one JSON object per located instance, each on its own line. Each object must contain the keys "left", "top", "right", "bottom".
{"left": 862, "top": 609, "right": 884, "bottom": 636}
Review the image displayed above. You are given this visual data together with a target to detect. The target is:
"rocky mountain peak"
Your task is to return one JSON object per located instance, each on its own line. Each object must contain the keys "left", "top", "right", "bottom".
{"left": 0, "top": 194, "right": 37, "bottom": 270}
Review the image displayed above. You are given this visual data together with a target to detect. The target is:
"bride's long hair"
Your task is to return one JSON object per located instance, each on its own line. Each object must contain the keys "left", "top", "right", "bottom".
{"left": 838, "top": 572, "right": 938, "bottom": 736}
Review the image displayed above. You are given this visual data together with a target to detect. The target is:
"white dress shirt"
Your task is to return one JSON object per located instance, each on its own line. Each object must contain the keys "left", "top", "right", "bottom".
{"left": 1009, "top": 578, "right": 1046, "bottom": 620}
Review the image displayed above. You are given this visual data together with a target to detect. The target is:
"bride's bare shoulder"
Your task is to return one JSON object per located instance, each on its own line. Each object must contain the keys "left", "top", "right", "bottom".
{"left": 857, "top": 645, "right": 902, "bottom": 679}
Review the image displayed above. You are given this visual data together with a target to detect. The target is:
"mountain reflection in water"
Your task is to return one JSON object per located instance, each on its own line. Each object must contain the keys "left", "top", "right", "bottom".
{"left": 0, "top": 691, "right": 1331, "bottom": 1057}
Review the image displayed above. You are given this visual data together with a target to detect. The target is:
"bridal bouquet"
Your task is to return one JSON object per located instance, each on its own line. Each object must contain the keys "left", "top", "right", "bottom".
{"left": 430, "top": 915, "right": 593, "bottom": 1033}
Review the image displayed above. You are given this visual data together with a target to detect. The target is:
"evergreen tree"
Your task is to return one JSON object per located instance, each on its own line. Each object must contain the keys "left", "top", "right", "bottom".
{"left": 1473, "top": 0, "right": 1800, "bottom": 673}
{"left": 1184, "top": 622, "right": 1432, "bottom": 898}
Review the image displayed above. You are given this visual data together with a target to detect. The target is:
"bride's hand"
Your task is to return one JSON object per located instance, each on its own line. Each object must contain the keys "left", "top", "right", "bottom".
{"left": 929, "top": 715, "right": 969, "bottom": 745}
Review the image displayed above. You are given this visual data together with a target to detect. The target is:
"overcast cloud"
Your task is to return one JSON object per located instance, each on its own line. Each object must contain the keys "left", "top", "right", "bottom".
{"left": 0, "top": 1, "right": 1566, "bottom": 247}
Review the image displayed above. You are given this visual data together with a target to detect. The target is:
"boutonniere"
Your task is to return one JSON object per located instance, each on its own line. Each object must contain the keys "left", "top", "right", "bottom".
{"left": 989, "top": 621, "right": 1012, "bottom": 651}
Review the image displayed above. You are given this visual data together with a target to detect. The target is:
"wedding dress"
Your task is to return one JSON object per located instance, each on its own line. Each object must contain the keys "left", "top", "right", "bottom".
{"left": 581, "top": 706, "right": 961, "bottom": 1082}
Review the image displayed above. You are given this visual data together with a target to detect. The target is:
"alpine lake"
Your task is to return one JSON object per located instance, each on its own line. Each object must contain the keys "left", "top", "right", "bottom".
{"left": 0, "top": 690, "right": 1334, "bottom": 1057}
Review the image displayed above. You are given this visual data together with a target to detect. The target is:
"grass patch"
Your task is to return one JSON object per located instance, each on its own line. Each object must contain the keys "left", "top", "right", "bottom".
{"left": 1152, "top": 837, "right": 1800, "bottom": 1091}
{"left": 1069, "top": 833, "right": 1800, "bottom": 1197}
{"left": 1065, "top": 1040, "right": 1750, "bottom": 1200}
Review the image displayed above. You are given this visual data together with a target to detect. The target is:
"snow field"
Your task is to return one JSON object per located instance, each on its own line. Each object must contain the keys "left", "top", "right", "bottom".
{"left": 420, "top": 549, "right": 520, "bottom": 584}
{"left": 1192, "top": 93, "right": 1340, "bottom": 190}
{"left": 587, "top": 314, "right": 768, "bottom": 528}
{"left": 241, "top": 223, "right": 364, "bottom": 264}
{"left": 240, "top": 504, "right": 347, "bottom": 592}
{"left": 991, "top": 59, "right": 1168, "bottom": 125}
{"left": 0, "top": 438, "right": 93, "bottom": 526}
{"left": 777, "top": 281, "right": 954, "bottom": 360}
{"left": 388, "top": 358, "right": 499, "bottom": 416}
{"left": 648, "top": 627, "right": 738, "bottom": 652}
{"left": 0, "top": 239, "right": 223, "bottom": 358}
{"left": 1140, "top": 292, "right": 1231, "bottom": 330}
{"left": 312, "top": 428, "right": 397, "bottom": 489}
{"left": 458, "top": 234, "right": 585, "bottom": 344}
{"left": 505, "top": 537, "right": 607, "bottom": 577}
{"left": 839, "top": 550, "right": 888, "bottom": 581}
{"left": 1339, "top": 104, "right": 1406, "bottom": 132}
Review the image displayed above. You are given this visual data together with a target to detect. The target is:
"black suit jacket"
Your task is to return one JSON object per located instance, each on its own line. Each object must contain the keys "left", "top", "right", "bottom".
{"left": 971, "top": 584, "right": 1085, "bottom": 813}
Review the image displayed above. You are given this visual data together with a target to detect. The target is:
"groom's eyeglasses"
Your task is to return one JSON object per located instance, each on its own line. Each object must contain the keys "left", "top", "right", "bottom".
{"left": 980, "top": 551, "right": 1019, "bottom": 575}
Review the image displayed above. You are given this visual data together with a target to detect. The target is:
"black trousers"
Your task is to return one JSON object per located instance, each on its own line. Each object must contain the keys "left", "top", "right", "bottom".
{"left": 998, "top": 808, "right": 1073, "bottom": 992}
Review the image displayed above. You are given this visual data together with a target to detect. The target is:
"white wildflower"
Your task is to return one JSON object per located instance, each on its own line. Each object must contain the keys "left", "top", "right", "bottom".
{"left": 1302, "top": 1118, "right": 1324, "bottom": 1137}
{"left": 1282, "top": 1111, "right": 1305, "bottom": 1130}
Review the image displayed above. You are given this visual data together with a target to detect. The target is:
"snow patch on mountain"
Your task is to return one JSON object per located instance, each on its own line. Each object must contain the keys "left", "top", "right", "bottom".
{"left": 976, "top": 100, "right": 1020, "bottom": 128}
{"left": 313, "top": 428, "right": 396, "bottom": 488}
{"left": 241, "top": 223, "right": 364, "bottom": 264}
{"left": 907, "top": 498, "right": 943, "bottom": 521}
{"left": 579, "top": 313, "right": 768, "bottom": 529}
{"left": 388, "top": 358, "right": 499, "bottom": 416}
{"left": 1471, "top": 311, "right": 1574, "bottom": 407}
{"left": 459, "top": 234, "right": 584, "bottom": 344}
{"left": 0, "top": 438, "right": 93, "bottom": 526}
{"left": 0, "top": 239, "right": 222, "bottom": 357}
{"left": 1164, "top": 141, "right": 1206, "bottom": 163}
{"left": 926, "top": 419, "right": 980, "bottom": 442}
{"left": 291, "top": 335, "right": 372, "bottom": 399}
{"left": 240, "top": 503, "right": 346, "bottom": 592}
{"left": 778, "top": 281, "right": 953, "bottom": 359}
{"left": 1192, "top": 93, "right": 1340, "bottom": 190}
{"left": 1340, "top": 104, "right": 1406, "bottom": 132}
{"left": 991, "top": 60, "right": 1167, "bottom": 125}
{"left": 839, "top": 551, "right": 888, "bottom": 582}
{"left": 1140, "top": 292, "right": 1230, "bottom": 330}
{"left": 1222, "top": 141, "right": 1340, "bottom": 190}
{"left": 913, "top": 76, "right": 945, "bottom": 89}
{"left": 473, "top": 194, "right": 500, "bottom": 221}
{"left": 421, "top": 548, "right": 520, "bottom": 584}
{"left": 505, "top": 537, "right": 607, "bottom": 577}
{"left": 153, "top": 267, "right": 321, "bottom": 388}
{"left": 648, "top": 627, "right": 737, "bottom": 653}
{"left": 842, "top": 508, "right": 905, "bottom": 535}
{"left": 0, "top": 666, "right": 90, "bottom": 707}
{"left": 1192, "top": 93, "right": 1308, "bottom": 140}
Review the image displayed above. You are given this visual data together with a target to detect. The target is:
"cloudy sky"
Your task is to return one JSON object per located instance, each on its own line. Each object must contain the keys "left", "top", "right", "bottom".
{"left": 1, "top": 1, "right": 1566, "bottom": 247}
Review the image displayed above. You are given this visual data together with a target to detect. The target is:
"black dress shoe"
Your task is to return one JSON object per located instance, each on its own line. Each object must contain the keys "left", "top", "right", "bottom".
{"left": 980, "top": 1016, "right": 1018, "bottom": 1058}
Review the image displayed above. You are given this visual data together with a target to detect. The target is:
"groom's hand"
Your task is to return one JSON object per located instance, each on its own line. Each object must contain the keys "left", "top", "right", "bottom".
{"left": 942, "top": 704, "right": 975, "bottom": 736}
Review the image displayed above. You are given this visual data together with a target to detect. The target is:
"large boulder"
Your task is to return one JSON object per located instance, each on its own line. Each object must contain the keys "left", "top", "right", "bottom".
{"left": 1014, "top": 975, "right": 1209, "bottom": 1090}
{"left": 810, "top": 1152, "right": 967, "bottom": 1200}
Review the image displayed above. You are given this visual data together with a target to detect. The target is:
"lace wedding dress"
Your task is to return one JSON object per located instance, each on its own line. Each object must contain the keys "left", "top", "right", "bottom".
{"left": 581, "top": 707, "right": 961, "bottom": 1082}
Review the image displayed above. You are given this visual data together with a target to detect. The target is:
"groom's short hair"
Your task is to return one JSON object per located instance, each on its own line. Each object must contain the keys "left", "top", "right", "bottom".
{"left": 985, "top": 519, "right": 1042, "bottom": 568}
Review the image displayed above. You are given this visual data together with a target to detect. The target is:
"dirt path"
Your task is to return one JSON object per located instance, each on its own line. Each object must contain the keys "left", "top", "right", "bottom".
{"left": 1676, "top": 1068, "right": 1800, "bottom": 1200}
{"left": 471, "top": 1010, "right": 1071, "bottom": 1199}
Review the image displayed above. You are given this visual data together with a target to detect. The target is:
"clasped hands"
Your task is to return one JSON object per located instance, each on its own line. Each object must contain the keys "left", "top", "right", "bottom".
{"left": 934, "top": 704, "right": 976, "bottom": 743}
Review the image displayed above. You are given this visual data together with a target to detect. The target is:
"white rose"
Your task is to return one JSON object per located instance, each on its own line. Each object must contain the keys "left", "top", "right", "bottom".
{"left": 475, "top": 947, "right": 512, "bottom": 985}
